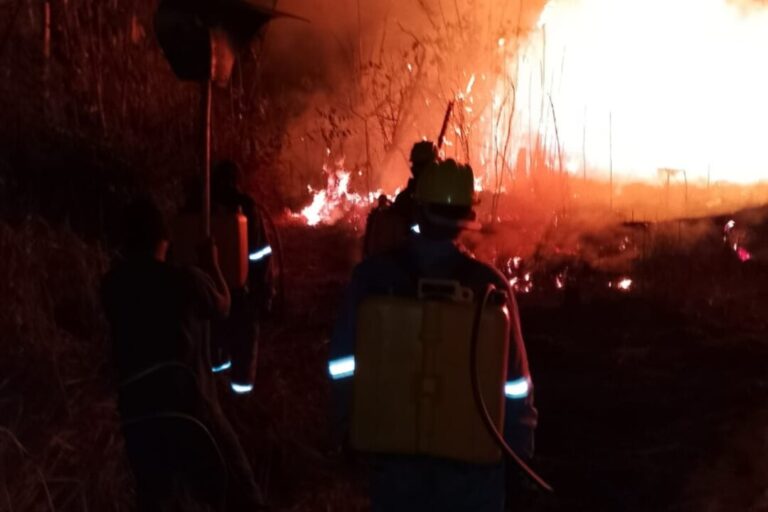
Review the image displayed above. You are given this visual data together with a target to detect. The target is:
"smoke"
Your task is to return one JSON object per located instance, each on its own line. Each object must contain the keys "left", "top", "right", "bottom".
{"left": 258, "top": 0, "right": 768, "bottom": 232}
{"left": 259, "top": 0, "right": 548, "bottom": 202}
{"left": 728, "top": 0, "right": 768, "bottom": 10}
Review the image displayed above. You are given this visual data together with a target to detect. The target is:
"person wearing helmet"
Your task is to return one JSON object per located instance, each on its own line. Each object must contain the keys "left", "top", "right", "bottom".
{"left": 329, "top": 160, "right": 538, "bottom": 511}
{"left": 362, "top": 141, "right": 439, "bottom": 257}
{"left": 392, "top": 140, "right": 440, "bottom": 220}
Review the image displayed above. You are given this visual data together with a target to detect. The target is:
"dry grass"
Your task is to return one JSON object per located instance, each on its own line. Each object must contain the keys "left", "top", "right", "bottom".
{"left": 0, "top": 218, "right": 367, "bottom": 511}
{"left": 2, "top": 214, "right": 768, "bottom": 511}
{"left": 0, "top": 219, "right": 134, "bottom": 512}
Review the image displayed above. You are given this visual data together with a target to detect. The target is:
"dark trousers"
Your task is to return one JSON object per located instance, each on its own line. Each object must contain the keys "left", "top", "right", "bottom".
{"left": 120, "top": 370, "right": 264, "bottom": 511}
{"left": 211, "top": 289, "right": 258, "bottom": 386}
{"left": 202, "top": 401, "right": 265, "bottom": 511}
{"left": 370, "top": 455, "right": 505, "bottom": 512}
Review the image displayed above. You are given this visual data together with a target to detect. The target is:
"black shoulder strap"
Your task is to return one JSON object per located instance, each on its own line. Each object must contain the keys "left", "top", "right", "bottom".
{"left": 392, "top": 246, "right": 482, "bottom": 299}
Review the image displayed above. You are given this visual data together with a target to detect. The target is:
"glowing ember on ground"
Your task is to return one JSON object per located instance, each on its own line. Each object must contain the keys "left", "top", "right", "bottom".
{"left": 723, "top": 219, "right": 752, "bottom": 262}
{"left": 608, "top": 277, "right": 634, "bottom": 292}
{"left": 737, "top": 247, "right": 752, "bottom": 262}
{"left": 508, "top": 272, "right": 534, "bottom": 294}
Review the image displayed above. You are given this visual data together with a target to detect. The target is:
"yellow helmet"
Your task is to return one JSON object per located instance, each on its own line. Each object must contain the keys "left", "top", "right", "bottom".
{"left": 414, "top": 159, "right": 475, "bottom": 207}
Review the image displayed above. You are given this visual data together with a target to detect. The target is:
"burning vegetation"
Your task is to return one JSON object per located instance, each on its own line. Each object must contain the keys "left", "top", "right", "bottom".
{"left": 283, "top": 0, "right": 768, "bottom": 230}
{"left": 2, "top": 0, "right": 768, "bottom": 510}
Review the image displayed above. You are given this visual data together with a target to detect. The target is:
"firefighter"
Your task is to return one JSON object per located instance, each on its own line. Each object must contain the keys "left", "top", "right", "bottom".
{"left": 391, "top": 140, "right": 439, "bottom": 220}
{"left": 329, "top": 159, "right": 538, "bottom": 511}
{"left": 210, "top": 160, "right": 274, "bottom": 394}
{"left": 102, "top": 198, "right": 265, "bottom": 510}
{"left": 362, "top": 141, "right": 439, "bottom": 256}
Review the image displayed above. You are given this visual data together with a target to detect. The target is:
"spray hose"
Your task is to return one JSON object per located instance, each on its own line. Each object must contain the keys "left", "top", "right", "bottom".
{"left": 469, "top": 284, "right": 554, "bottom": 494}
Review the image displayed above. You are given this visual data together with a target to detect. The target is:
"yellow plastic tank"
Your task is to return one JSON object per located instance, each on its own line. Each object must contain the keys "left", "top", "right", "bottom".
{"left": 351, "top": 289, "right": 509, "bottom": 464}
{"left": 170, "top": 210, "right": 249, "bottom": 289}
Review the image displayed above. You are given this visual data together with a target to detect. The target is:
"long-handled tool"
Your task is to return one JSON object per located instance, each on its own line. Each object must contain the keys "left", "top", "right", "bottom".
{"left": 437, "top": 101, "right": 455, "bottom": 150}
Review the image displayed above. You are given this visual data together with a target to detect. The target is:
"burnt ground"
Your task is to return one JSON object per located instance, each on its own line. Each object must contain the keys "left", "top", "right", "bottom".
{"left": 224, "top": 223, "right": 768, "bottom": 512}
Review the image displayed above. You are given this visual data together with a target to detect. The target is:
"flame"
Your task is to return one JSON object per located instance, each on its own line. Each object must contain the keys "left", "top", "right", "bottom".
{"left": 504, "top": 0, "right": 768, "bottom": 184}
{"left": 295, "top": 165, "right": 384, "bottom": 226}
{"left": 292, "top": 1, "right": 768, "bottom": 227}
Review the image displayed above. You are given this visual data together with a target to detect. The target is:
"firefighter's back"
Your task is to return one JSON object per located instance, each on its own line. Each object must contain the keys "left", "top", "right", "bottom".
{"left": 330, "top": 160, "right": 536, "bottom": 512}
{"left": 331, "top": 238, "right": 515, "bottom": 512}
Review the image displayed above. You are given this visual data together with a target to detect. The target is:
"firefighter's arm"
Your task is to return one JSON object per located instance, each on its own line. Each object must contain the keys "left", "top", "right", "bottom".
{"left": 246, "top": 207, "right": 275, "bottom": 308}
{"left": 503, "top": 288, "right": 538, "bottom": 460}
{"left": 328, "top": 265, "right": 367, "bottom": 445}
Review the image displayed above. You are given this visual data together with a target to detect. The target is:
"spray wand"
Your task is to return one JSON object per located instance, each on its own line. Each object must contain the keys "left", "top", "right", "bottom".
{"left": 470, "top": 284, "right": 554, "bottom": 494}
{"left": 437, "top": 101, "right": 455, "bottom": 150}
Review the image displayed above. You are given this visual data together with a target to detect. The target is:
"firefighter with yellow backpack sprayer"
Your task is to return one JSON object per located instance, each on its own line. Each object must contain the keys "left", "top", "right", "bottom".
{"left": 329, "top": 159, "right": 552, "bottom": 511}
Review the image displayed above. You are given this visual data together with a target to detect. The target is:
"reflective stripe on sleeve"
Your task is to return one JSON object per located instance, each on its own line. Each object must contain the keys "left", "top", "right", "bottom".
{"left": 505, "top": 377, "right": 531, "bottom": 399}
{"left": 231, "top": 382, "right": 254, "bottom": 394}
{"left": 212, "top": 360, "right": 232, "bottom": 373}
{"left": 249, "top": 245, "right": 273, "bottom": 261}
{"left": 328, "top": 356, "right": 355, "bottom": 380}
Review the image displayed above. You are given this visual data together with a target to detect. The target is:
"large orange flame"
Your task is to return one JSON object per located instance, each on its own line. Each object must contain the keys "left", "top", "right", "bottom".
{"left": 291, "top": 0, "right": 768, "bottom": 226}
{"left": 506, "top": 0, "right": 768, "bottom": 184}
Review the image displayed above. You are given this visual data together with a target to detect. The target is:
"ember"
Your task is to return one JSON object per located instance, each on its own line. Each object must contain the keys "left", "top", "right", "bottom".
{"left": 608, "top": 277, "right": 634, "bottom": 292}
{"left": 617, "top": 278, "right": 633, "bottom": 292}
{"left": 737, "top": 246, "right": 752, "bottom": 263}
{"left": 723, "top": 219, "right": 753, "bottom": 263}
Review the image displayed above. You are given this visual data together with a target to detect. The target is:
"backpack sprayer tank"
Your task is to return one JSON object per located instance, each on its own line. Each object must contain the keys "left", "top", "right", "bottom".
{"left": 351, "top": 280, "right": 510, "bottom": 464}
{"left": 170, "top": 210, "right": 249, "bottom": 289}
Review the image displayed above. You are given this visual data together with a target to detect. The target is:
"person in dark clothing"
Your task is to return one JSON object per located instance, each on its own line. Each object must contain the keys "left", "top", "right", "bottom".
{"left": 330, "top": 161, "right": 537, "bottom": 512}
{"left": 363, "top": 141, "right": 439, "bottom": 256}
{"left": 391, "top": 140, "right": 439, "bottom": 221}
{"left": 209, "top": 160, "right": 274, "bottom": 394}
{"left": 102, "top": 198, "right": 265, "bottom": 511}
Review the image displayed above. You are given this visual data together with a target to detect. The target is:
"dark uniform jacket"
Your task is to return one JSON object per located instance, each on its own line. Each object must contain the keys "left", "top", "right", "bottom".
{"left": 329, "top": 235, "right": 538, "bottom": 511}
